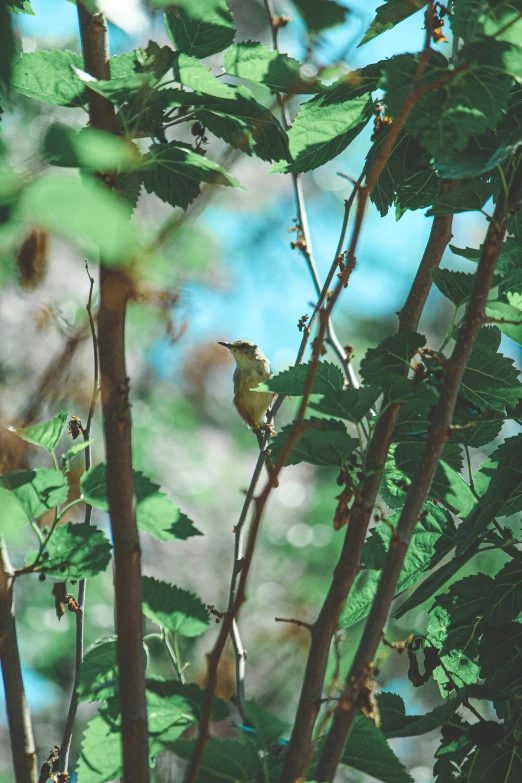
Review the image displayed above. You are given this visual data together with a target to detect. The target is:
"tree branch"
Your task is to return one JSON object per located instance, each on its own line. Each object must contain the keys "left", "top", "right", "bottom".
{"left": 0, "top": 537, "right": 38, "bottom": 783}
{"left": 59, "top": 263, "right": 100, "bottom": 773}
{"left": 76, "top": 6, "right": 149, "bottom": 783}
{"left": 314, "top": 152, "right": 522, "bottom": 783}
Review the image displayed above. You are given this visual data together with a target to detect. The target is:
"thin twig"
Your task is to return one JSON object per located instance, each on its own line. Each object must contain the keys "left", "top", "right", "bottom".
{"left": 59, "top": 263, "right": 100, "bottom": 773}
{"left": 0, "top": 537, "right": 38, "bottom": 783}
{"left": 314, "top": 153, "right": 522, "bottom": 783}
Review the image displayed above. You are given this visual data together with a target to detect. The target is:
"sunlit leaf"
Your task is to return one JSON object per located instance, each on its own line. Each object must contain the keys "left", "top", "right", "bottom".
{"left": 142, "top": 576, "right": 209, "bottom": 637}
{"left": 9, "top": 410, "right": 67, "bottom": 451}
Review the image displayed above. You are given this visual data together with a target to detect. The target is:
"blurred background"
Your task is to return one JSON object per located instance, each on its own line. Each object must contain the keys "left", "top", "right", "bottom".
{"left": 0, "top": 1, "right": 513, "bottom": 781}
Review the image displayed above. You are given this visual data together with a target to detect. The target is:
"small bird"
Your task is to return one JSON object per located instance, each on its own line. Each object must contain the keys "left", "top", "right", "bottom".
{"left": 218, "top": 340, "right": 274, "bottom": 431}
{"left": 218, "top": 340, "right": 278, "bottom": 485}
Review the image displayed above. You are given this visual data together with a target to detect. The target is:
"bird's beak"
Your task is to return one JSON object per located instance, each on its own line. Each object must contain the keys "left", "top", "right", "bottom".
{"left": 218, "top": 341, "right": 231, "bottom": 348}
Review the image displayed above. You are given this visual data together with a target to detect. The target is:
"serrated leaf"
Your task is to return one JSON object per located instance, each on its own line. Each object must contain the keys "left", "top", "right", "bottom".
{"left": 379, "top": 691, "right": 462, "bottom": 738}
{"left": 394, "top": 385, "right": 439, "bottom": 438}
{"left": 366, "top": 131, "right": 439, "bottom": 217}
{"left": 11, "top": 49, "right": 86, "bottom": 106}
{"left": 456, "top": 434, "right": 522, "bottom": 554}
{"left": 194, "top": 85, "right": 290, "bottom": 162}
{"left": 142, "top": 142, "right": 242, "bottom": 210}
{"left": 291, "top": 0, "right": 349, "bottom": 31}
{"left": 431, "top": 269, "right": 477, "bottom": 307}
{"left": 43, "top": 123, "right": 140, "bottom": 172}
{"left": 341, "top": 713, "right": 413, "bottom": 783}
{"left": 34, "top": 522, "right": 112, "bottom": 580}
{"left": 223, "top": 41, "right": 319, "bottom": 94}
{"left": 341, "top": 503, "right": 456, "bottom": 628}
{"left": 461, "top": 744, "right": 522, "bottom": 783}
{"left": 0, "top": 468, "right": 68, "bottom": 527}
{"left": 485, "top": 301, "right": 522, "bottom": 346}
{"left": 62, "top": 439, "right": 94, "bottom": 465}
{"left": 75, "top": 67, "right": 153, "bottom": 105}
{"left": 257, "top": 360, "right": 344, "bottom": 395}
{"left": 170, "top": 737, "right": 261, "bottom": 781}
{"left": 9, "top": 410, "right": 67, "bottom": 451}
{"left": 242, "top": 701, "right": 289, "bottom": 746}
{"left": 452, "top": 1, "right": 522, "bottom": 45}
{"left": 142, "top": 576, "right": 209, "bottom": 637}
{"left": 451, "top": 418, "right": 503, "bottom": 449}
{"left": 428, "top": 574, "right": 493, "bottom": 691}
{"left": 360, "top": 331, "right": 426, "bottom": 389}
{"left": 479, "top": 622, "right": 522, "bottom": 693}
{"left": 164, "top": 2, "right": 235, "bottom": 60}
{"left": 272, "top": 86, "right": 372, "bottom": 173}
{"left": 427, "top": 179, "right": 496, "bottom": 216}
{"left": 77, "top": 637, "right": 118, "bottom": 703}
{"left": 382, "top": 52, "right": 513, "bottom": 160}
{"left": 20, "top": 174, "right": 136, "bottom": 264}
{"left": 309, "top": 385, "right": 380, "bottom": 423}
{"left": 8, "top": 0, "right": 34, "bottom": 14}
{"left": 395, "top": 441, "right": 475, "bottom": 515}
{"left": 173, "top": 52, "right": 236, "bottom": 98}
{"left": 459, "top": 345, "right": 522, "bottom": 413}
{"left": 270, "top": 417, "right": 357, "bottom": 468}
{"left": 359, "top": 0, "right": 428, "bottom": 47}
{"left": 485, "top": 560, "right": 522, "bottom": 625}
{"left": 77, "top": 711, "right": 122, "bottom": 783}
{"left": 81, "top": 464, "right": 201, "bottom": 542}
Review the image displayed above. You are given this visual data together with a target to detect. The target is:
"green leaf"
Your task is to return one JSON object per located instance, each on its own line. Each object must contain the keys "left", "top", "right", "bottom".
{"left": 164, "top": 2, "right": 235, "bottom": 60}
{"left": 428, "top": 574, "right": 493, "bottom": 691}
{"left": 62, "top": 439, "right": 94, "bottom": 466}
{"left": 451, "top": 0, "right": 522, "bottom": 45}
{"left": 20, "top": 174, "right": 136, "bottom": 264}
{"left": 169, "top": 737, "right": 261, "bottom": 781}
{"left": 431, "top": 268, "right": 477, "bottom": 307}
{"left": 142, "top": 576, "right": 209, "bottom": 637}
{"left": 395, "top": 441, "right": 476, "bottom": 515}
{"left": 0, "top": 2, "right": 15, "bottom": 89}
{"left": 151, "top": 0, "right": 223, "bottom": 16}
{"left": 382, "top": 52, "right": 513, "bottom": 160}
{"left": 427, "top": 179, "right": 496, "bottom": 216}
{"left": 341, "top": 503, "right": 456, "bottom": 628}
{"left": 451, "top": 418, "right": 503, "bottom": 449}
{"left": 360, "top": 331, "right": 426, "bottom": 389}
{"left": 309, "top": 385, "right": 380, "bottom": 423}
{"left": 42, "top": 123, "right": 140, "bottom": 172}
{"left": 461, "top": 744, "right": 522, "bottom": 783}
{"left": 77, "top": 637, "right": 118, "bottom": 703}
{"left": 75, "top": 68, "right": 153, "bottom": 106}
{"left": 9, "top": 410, "right": 67, "bottom": 451}
{"left": 223, "top": 41, "right": 320, "bottom": 94}
{"left": 485, "top": 301, "right": 522, "bottom": 346}
{"left": 366, "top": 131, "right": 439, "bottom": 217}
{"left": 81, "top": 464, "right": 201, "bottom": 542}
{"left": 8, "top": 0, "right": 34, "bottom": 14}
{"left": 34, "top": 522, "right": 112, "bottom": 580}
{"left": 393, "top": 549, "right": 477, "bottom": 619}
{"left": 479, "top": 622, "right": 522, "bottom": 693}
{"left": 142, "top": 142, "right": 243, "bottom": 211}
{"left": 341, "top": 713, "right": 413, "bottom": 783}
{"left": 485, "top": 560, "right": 522, "bottom": 626}
{"left": 394, "top": 385, "right": 439, "bottom": 438}
{"left": 172, "top": 52, "right": 236, "bottom": 99}
{"left": 272, "top": 86, "right": 372, "bottom": 173}
{"left": 378, "top": 692, "right": 462, "bottom": 739}
{"left": 258, "top": 360, "right": 344, "bottom": 395}
{"left": 0, "top": 468, "right": 68, "bottom": 526}
{"left": 291, "top": 0, "right": 349, "bottom": 31}
{"left": 459, "top": 342, "right": 522, "bottom": 413}
{"left": 194, "top": 86, "right": 290, "bottom": 162}
{"left": 77, "top": 711, "right": 122, "bottom": 783}
{"left": 270, "top": 417, "right": 358, "bottom": 468}
{"left": 11, "top": 49, "right": 86, "bottom": 106}
{"left": 242, "top": 701, "right": 289, "bottom": 746}
{"left": 359, "top": 0, "right": 428, "bottom": 47}
{"left": 456, "top": 434, "right": 522, "bottom": 554}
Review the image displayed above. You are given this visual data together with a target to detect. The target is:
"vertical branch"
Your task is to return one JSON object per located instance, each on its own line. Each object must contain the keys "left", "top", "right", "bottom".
{"left": 313, "top": 156, "right": 522, "bottom": 783}
{"left": 263, "top": 0, "right": 359, "bottom": 388}
{"left": 76, "top": 6, "right": 150, "bottom": 783}
{"left": 59, "top": 263, "right": 100, "bottom": 773}
{"left": 0, "top": 538, "right": 38, "bottom": 783}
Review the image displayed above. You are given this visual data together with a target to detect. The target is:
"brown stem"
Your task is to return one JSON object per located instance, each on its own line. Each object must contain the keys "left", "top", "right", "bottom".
{"left": 76, "top": 6, "right": 149, "bottom": 783}
{"left": 0, "top": 537, "right": 38, "bottom": 783}
{"left": 314, "top": 154, "right": 522, "bottom": 783}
